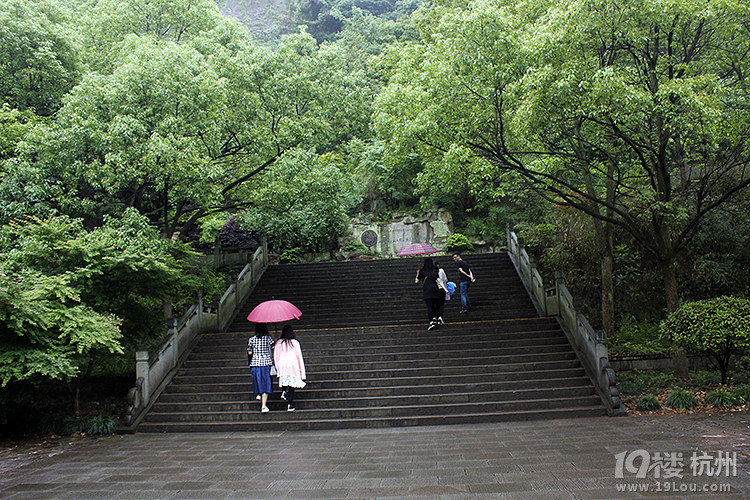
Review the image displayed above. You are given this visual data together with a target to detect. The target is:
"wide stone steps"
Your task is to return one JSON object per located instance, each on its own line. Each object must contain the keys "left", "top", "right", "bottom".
{"left": 156, "top": 375, "right": 592, "bottom": 402}
{"left": 159, "top": 367, "right": 590, "bottom": 394}
{"left": 139, "top": 406, "right": 603, "bottom": 432}
{"left": 137, "top": 253, "right": 606, "bottom": 432}
{"left": 231, "top": 254, "right": 536, "bottom": 329}
{"left": 146, "top": 392, "right": 601, "bottom": 418}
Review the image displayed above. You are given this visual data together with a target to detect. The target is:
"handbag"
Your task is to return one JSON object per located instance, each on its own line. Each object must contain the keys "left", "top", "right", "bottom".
{"left": 270, "top": 365, "right": 277, "bottom": 376}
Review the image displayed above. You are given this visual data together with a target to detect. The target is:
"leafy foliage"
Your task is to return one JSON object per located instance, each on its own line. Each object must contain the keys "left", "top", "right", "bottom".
{"left": 0, "top": 0, "right": 80, "bottom": 115}
{"left": 609, "top": 316, "right": 671, "bottom": 356}
{"left": 665, "top": 389, "right": 698, "bottom": 410}
{"left": 0, "top": 210, "right": 187, "bottom": 408}
{"left": 280, "top": 247, "right": 304, "bottom": 263}
{"left": 636, "top": 395, "right": 660, "bottom": 412}
{"left": 704, "top": 388, "right": 737, "bottom": 408}
{"left": 660, "top": 296, "right": 750, "bottom": 383}
{"left": 732, "top": 385, "right": 750, "bottom": 405}
{"left": 445, "top": 233, "right": 473, "bottom": 254}
{"left": 237, "top": 149, "right": 359, "bottom": 253}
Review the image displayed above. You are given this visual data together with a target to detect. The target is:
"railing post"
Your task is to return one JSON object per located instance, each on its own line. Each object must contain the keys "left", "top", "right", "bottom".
{"left": 195, "top": 290, "right": 203, "bottom": 326}
{"left": 213, "top": 293, "right": 221, "bottom": 331}
{"left": 166, "top": 318, "right": 178, "bottom": 369}
{"left": 136, "top": 351, "right": 150, "bottom": 407}
{"left": 234, "top": 277, "right": 240, "bottom": 318}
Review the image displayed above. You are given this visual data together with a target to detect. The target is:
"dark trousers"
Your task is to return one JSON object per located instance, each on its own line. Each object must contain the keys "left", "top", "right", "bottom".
{"left": 425, "top": 298, "right": 441, "bottom": 321}
{"left": 282, "top": 387, "right": 295, "bottom": 403}
{"left": 438, "top": 292, "right": 446, "bottom": 318}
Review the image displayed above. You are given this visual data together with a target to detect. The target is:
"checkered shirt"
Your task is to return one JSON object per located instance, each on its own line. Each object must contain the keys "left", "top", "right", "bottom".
{"left": 247, "top": 335, "right": 274, "bottom": 367}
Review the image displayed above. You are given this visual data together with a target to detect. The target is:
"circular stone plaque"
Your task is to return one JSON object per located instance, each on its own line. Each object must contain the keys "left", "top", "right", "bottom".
{"left": 361, "top": 230, "right": 378, "bottom": 248}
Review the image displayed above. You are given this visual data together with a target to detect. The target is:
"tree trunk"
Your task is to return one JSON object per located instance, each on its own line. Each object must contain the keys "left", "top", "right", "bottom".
{"left": 600, "top": 251, "right": 615, "bottom": 339}
{"left": 661, "top": 258, "right": 689, "bottom": 377}
{"left": 661, "top": 259, "right": 679, "bottom": 313}
{"left": 73, "top": 385, "right": 81, "bottom": 413}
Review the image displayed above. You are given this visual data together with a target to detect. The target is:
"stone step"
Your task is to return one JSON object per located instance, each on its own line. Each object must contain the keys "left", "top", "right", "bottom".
{"left": 137, "top": 406, "right": 606, "bottom": 432}
{"left": 138, "top": 253, "right": 605, "bottom": 432}
{"left": 184, "top": 342, "right": 573, "bottom": 366}
{"left": 144, "top": 394, "right": 604, "bottom": 422}
{"left": 168, "top": 359, "right": 585, "bottom": 386}
{"left": 161, "top": 367, "right": 590, "bottom": 394}
{"left": 150, "top": 386, "right": 597, "bottom": 413}
{"left": 179, "top": 350, "right": 578, "bottom": 376}
{"left": 157, "top": 375, "right": 593, "bottom": 402}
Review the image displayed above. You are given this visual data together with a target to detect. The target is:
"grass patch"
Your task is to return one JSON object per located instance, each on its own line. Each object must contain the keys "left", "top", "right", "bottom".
{"left": 617, "top": 367, "right": 750, "bottom": 415}
{"left": 636, "top": 394, "right": 661, "bottom": 411}
{"left": 705, "top": 388, "right": 737, "bottom": 408}
{"left": 665, "top": 389, "right": 698, "bottom": 409}
{"left": 608, "top": 316, "right": 671, "bottom": 356}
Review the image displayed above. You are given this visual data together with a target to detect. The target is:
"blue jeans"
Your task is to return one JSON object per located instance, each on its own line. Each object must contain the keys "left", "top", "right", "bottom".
{"left": 459, "top": 281, "right": 471, "bottom": 310}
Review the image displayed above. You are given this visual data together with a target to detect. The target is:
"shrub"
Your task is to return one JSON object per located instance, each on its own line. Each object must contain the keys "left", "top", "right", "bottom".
{"left": 609, "top": 316, "right": 671, "bottom": 355}
{"left": 705, "top": 388, "right": 738, "bottom": 408}
{"left": 636, "top": 394, "right": 661, "bottom": 411}
{"left": 617, "top": 370, "right": 678, "bottom": 395}
{"left": 665, "top": 389, "right": 698, "bottom": 409}
{"left": 445, "top": 233, "right": 474, "bottom": 254}
{"left": 280, "top": 248, "right": 303, "bottom": 264}
{"left": 79, "top": 416, "right": 119, "bottom": 435}
{"left": 342, "top": 241, "right": 367, "bottom": 253}
{"left": 34, "top": 414, "right": 119, "bottom": 436}
{"left": 660, "top": 296, "right": 750, "bottom": 384}
{"left": 730, "top": 385, "right": 750, "bottom": 405}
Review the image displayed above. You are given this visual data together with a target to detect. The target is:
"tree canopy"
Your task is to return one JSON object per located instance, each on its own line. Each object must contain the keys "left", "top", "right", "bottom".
{"left": 0, "top": 209, "right": 186, "bottom": 409}
{"left": 375, "top": 0, "right": 750, "bottom": 316}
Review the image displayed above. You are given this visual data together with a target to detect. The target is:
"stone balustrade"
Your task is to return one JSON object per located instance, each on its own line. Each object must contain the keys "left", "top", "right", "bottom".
{"left": 507, "top": 228, "right": 626, "bottom": 416}
{"left": 122, "top": 240, "right": 269, "bottom": 430}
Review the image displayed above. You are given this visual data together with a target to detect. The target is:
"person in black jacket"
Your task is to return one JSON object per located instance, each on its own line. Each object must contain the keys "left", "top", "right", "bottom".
{"left": 453, "top": 253, "right": 475, "bottom": 313}
{"left": 415, "top": 257, "right": 444, "bottom": 331}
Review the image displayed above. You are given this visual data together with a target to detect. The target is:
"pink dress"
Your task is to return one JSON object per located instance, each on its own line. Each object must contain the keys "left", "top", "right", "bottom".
{"left": 273, "top": 339, "right": 307, "bottom": 388}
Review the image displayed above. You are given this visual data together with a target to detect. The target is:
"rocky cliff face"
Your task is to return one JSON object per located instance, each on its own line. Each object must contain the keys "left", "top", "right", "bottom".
{"left": 217, "top": 0, "right": 295, "bottom": 37}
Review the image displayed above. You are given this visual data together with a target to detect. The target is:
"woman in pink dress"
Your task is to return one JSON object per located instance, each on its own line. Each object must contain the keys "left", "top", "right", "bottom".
{"left": 274, "top": 324, "right": 307, "bottom": 411}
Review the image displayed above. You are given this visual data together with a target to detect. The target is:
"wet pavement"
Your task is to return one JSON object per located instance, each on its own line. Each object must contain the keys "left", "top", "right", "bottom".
{"left": 1, "top": 412, "right": 749, "bottom": 499}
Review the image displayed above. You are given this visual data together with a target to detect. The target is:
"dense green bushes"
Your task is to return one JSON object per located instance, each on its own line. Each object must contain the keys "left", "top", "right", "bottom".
{"left": 661, "top": 296, "right": 750, "bottom": 384}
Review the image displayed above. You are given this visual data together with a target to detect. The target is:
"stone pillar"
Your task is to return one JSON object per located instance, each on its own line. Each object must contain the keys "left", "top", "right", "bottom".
{"left": 166, "top": 317, "right": 178, "bottom": 370}
{"left": 194, "top": 290, "right": 203, "bottom": 325}
{"left": 136, "top": 351, "right": 150, "bottom": 407}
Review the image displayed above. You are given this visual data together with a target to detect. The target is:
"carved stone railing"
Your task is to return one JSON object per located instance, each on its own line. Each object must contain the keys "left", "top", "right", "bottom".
{"left": 122, "top": 240, "right": 268, "bottom": 430}
{"left": 507, "top": 228, "right": 626, "bottom": 416}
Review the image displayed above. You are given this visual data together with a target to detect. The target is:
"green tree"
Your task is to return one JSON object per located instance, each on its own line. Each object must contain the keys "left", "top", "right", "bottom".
{"left": 0, "top": 0, "right": 81, "bottom": 115}
{"left": 661, "top": 296, "right": 750, "bottom": 384}
{"left": 79, "top": 0, "right": 226, "bottom": 71}
{"left": 0, "top": 209, "right": 186, "bottom": 410}
{"left": 13, "top": 21, "right": 372, "bottom": 243}
{"left": 237, "top": 148, "right": 359, "bottom": 252}
{"left": 375, "top": 0, "right": 750, "bottom": 337}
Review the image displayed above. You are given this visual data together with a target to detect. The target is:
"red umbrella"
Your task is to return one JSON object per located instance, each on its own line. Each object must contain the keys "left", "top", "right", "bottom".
{"left": 396, "top": 242, "right": 438, "bottom": 256}
{"left": 246, "top": 299, "right": 302, "bottom": 323}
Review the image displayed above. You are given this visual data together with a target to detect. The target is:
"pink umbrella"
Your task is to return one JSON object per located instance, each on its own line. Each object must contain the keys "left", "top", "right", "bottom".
{"left": 246, "top": 299, "right": 302, "bottom": 323}
{"left": 396, "top": 242, "right": 438, "bottom": 256}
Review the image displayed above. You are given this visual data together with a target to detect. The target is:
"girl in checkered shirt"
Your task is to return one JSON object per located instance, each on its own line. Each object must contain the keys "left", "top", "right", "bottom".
{"left": 248, "top": 323, "right": 275, "bottom": 413}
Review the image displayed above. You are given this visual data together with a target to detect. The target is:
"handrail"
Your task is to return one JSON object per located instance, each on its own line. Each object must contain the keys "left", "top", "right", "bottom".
{"left": 122, "top": 239, "right": 269, "bottom": 431}
{"left": 507, "top": 226, "right": 626, "bottom": 416}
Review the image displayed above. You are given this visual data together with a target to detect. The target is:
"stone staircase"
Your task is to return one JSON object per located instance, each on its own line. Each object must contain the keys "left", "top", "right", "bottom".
{"left": 137, "top": 253, "right": 606, "bottom": 432}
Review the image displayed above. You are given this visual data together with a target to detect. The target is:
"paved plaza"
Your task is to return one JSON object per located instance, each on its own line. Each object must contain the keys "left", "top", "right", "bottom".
{"left": 1, "top": 413, "right": 749, "bottom": 499}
